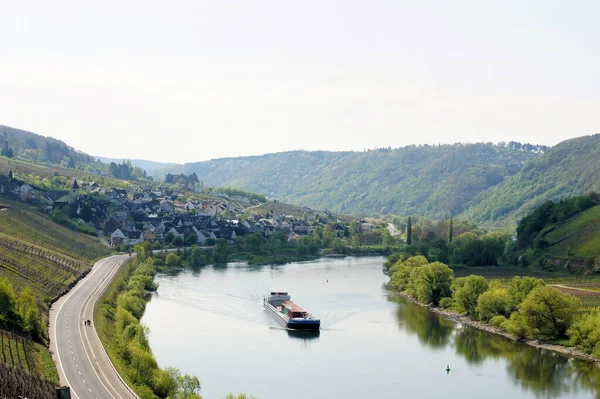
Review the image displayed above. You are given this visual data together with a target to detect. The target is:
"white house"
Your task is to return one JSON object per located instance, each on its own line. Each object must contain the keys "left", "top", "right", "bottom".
{"left": 110, "top": 229, "right": 126, "bottom": 246}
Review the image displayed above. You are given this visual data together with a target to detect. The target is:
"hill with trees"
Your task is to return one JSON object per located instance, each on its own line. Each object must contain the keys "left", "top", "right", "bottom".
{"left": 173, "top": 143, "right": 545, "bottom": 219}
{"left": 0, "top": 125, "right": 149, "bottom": 181}
{"left": 505, "top": 192, "right": 600, "bottom": 272}
{"left": 463, "top": 134, "right": 600, "bottom": 224}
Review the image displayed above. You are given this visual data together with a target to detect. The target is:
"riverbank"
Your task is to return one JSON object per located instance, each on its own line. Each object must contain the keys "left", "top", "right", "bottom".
{"left": 395, "top": 291, "right": 600, "bottom": 367}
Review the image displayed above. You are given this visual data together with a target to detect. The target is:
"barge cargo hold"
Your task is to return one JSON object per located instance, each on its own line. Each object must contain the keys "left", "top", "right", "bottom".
{"left": 263, "top": 292, "right": 320, "bottom": 331}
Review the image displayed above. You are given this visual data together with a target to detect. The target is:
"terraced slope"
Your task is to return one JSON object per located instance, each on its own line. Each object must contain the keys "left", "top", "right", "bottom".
{"left": 541, "top": 205, "right": 600, "bottom": 258}
{"left": 0, "top": 198, "right": 111, "bottom": 263}
{"left": 0, "top": 197, "right": 111, "bottom": 388}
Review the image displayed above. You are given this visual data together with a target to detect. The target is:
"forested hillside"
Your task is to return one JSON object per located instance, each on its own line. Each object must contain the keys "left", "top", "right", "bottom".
{"left": 175, "top": 143, "right": 544, "bottom": 219}
{"left": 464, "top": 134, "right": 600, "bottom": 223}
{"left": 0, "top": 125, "right": 148, "bottom": 180}
{"left": 505, "top": 193, "right": 600, "bottom": 272}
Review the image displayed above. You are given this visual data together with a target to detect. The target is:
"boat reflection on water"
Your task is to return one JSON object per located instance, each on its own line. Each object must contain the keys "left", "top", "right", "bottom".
{"left": 287, "top": 329, "right": 321, "bottom": 341}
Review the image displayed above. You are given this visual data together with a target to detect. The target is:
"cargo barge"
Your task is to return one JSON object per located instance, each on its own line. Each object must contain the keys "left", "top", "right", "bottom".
{"left": 263, "top": 292, "right": 320, "bottom": 331}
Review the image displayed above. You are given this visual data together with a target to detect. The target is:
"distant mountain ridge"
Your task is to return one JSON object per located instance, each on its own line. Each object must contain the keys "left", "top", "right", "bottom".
{"left": 6, "top": 123, "right": 600, "bottom": 225}
{"left": 172, "top": 143, "right": 547, "bottom": 220}
{"left": 463, "top": 134, "right": 600, "bottom": 223}
{"left": 95, "top": 156, "right": 177, "bottom": 174}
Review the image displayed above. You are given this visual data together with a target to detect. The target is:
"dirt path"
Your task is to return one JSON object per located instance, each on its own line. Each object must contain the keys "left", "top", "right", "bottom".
{"left": 550, "top": 284, "right": 600, "bottom": 296}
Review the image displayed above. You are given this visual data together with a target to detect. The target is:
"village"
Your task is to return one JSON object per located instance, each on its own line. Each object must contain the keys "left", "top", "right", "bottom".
{"left": 0, "top": 172, "right": 359, "bottom": 250}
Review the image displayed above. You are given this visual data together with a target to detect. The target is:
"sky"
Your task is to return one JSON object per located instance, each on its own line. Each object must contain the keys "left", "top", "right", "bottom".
{"left": 1, "top": 1, "right": 599, "bottom": 164}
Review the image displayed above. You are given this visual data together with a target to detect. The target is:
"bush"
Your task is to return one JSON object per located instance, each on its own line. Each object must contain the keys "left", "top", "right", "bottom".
{"left": 476, "top": 285, "right": 512, "bottom": 321}
{"left": 452, "top": 275, "right": 488, "bottom": 317}
{"left": 568, "top": 310, "right": 600, "bottom": 356}
{"left": 439, "top": 297, "right": 454, "bottom": 309}
{"left": 490, "top": 315, "right": 507, "bottom": 329}
{"left": 501, "top": 312, "right": 528, "bottom": 339}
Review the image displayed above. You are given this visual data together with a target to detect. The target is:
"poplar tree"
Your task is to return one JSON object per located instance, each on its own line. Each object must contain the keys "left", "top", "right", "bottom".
{"left": 448, "top": 217, "right": 454, "bottom": 244}
{"left": 407, "top": 216, "right": 412, "bottom": 245}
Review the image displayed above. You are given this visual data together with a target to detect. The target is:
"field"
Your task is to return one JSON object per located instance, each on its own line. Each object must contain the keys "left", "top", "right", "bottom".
{"left": 0, "top": 198, "right": 111, "bottom": 263}
{"left": 453, "top": 265, "right": 567, "bottom": 279}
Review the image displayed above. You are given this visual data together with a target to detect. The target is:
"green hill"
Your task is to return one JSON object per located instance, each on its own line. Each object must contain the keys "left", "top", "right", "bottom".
{"left": 508, "top": 193, "right": 600, "bottom": 271}
{"left": 464, "top": 134, "right": 600, "bottom": 224}
{"left": 176, "top": 143, "right": 544, "bottom": 219}
{"left": 542, "top": 205, "right": 600, "bottom": 258}
{"left": 0, "top": 125, "right": 95, "bottom": 167}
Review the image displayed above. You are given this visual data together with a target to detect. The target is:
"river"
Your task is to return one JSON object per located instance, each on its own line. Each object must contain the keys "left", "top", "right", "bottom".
{"left": 141, "top": 256, "right": 600, "bottom": 399}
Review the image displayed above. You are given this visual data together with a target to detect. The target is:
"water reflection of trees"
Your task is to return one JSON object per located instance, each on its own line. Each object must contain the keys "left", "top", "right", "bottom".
{"left": 394, "top": 298, "right": 600, "bottom": 398}
{"left": 453, "top": 326, "right": 576, "bottom": 398}
{"left": 395, "top": 302, "right": 454, "bottom": 350}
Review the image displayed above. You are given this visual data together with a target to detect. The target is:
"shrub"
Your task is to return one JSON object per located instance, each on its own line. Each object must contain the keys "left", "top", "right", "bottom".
{"left": 490, "top": 315, "right": 507, "bottom": 329}
{"left": 439, "top": 297, "right": 454, "bottom": 309}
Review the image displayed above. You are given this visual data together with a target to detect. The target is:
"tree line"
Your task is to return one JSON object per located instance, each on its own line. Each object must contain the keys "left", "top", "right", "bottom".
{"left": 388, "top": 255, "right": 600, "bottom": 357}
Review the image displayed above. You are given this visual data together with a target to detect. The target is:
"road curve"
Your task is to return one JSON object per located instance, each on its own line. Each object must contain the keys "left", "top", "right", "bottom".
{"left": 50, "top": 254, "right": 139, "bottom": 399}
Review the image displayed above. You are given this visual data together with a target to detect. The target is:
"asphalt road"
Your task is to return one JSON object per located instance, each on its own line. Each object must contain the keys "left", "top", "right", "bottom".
{"left": 50, "top": 254, "right": 139, "bottom": 399}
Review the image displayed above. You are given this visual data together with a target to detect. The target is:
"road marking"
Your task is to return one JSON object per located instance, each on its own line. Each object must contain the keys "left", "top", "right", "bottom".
{"left": 52, "top": 257, "right": 112, "bottom": 399}
{"left": 83, "top": 379, "right": 86, "bottom": 384}
{"left": 52, "top": 255, "right": 134, "bottom": 399}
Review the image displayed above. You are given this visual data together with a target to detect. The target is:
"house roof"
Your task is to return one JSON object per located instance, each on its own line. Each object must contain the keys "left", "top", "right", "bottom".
{"left": 46, "top": 190, "right": 70, "bottom": 202}
{"left": 128, "top": 231, "right": 142, "bottom": 239}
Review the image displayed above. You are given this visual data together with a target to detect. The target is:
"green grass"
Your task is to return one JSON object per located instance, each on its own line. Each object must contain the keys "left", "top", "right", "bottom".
{"left": 542, "top": 205, "right": 600, "bottom": 257}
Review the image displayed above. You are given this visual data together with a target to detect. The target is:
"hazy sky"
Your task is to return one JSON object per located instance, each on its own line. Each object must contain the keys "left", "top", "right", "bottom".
{"left": 1, "top": 1, "right": 599, "bottom": 163}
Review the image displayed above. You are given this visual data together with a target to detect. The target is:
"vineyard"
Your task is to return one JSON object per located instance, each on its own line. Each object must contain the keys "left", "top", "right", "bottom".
{"left": 0, "top": 156, "right": 126, "bottom": 188}
{"left": 0, "top": 232, "right": 89, "bottom": 300}
{"left": 0, "top": 199, "right": 111, "bottom": 262}
{"left": 0, "top": 330, "right": 56, "bottom": 380}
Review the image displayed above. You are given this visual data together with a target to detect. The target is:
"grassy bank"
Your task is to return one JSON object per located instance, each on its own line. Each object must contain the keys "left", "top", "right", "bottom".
{"left": 95, "top": 256, "right": 203, "bottom": 399}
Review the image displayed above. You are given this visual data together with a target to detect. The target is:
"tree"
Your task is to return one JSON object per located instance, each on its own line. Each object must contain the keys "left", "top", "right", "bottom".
{"left": 475, "top": 284, "right": 512, "bottom": 321}
{"left": 178, "top": 374, "right": 201, "bottom": 397}
{"left": 164, "top": 232, "right": 175, "bottom": 245}
{"left": 185, "top": 233, "right": 198, "bottom": 246}
{"left": 452, "top": 275, "right": 488, "bottom": 317}
{"left": 191, "top": 246, "right": 206, "bottom": 267}
{"left": 406, "top": 262, "right": 454, "bottom": 305}
{"left": 568, "top": 309, "right": 600, "bottom": 357}
{"left": 519, "top": 286, "right": 581, "bottom": 340}
{"left": 166, "top": 253, "right": 180, "bottom": 268}
{"left": 389, "top": 255, "right": 429, "bottom": 291}
{"left": 172, "top": 235, "right": 184, "bottom": 247}
{"left": 153, "top": 367, "right": 179, "bottom": 398}
{"left": 448, "top": 217, "right": 454, "bottom": 244}
{"left": 7, "top": 170, "right": 13, "bottom": 179}
{"left": 213, "top": 238, "right": 228, "bottom": 263}
{"left": 0, "top": 278, "right": 16, "bottom": 317}
{"left": 407, "top": 216, "right": 412, "bottom": 245}
{"left": 508, "top": 276, "right": 545, "bottom": 309}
